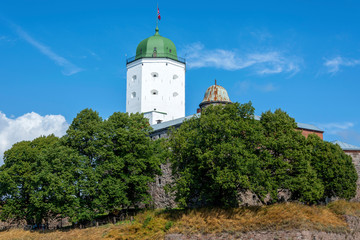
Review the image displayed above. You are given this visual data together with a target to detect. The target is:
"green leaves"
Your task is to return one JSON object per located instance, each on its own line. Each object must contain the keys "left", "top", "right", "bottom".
{"left": 168, "top": 104, "right": 358, "bottom": 207}
{"left": 168, "top": 103, "right": 260, "bottom": 207}
{"left": 306, "top": 134, "right": 357, "bottom": 200}
{"left": 62, "top": 109, "right": 161, "bottom": 221}
{"left": 0, "top": 109, "right": 162, "bottom": 224}
{"left": 0, "top": 135, "right": 82, "bottom": 224}
{"left": 0, "top": 105, "right": 357, "bottom": 222}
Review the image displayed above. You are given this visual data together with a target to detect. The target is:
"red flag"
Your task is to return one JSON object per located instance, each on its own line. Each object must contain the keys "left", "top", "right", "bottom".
{"left": 158, "top": 7, "right": 161, "bottom": 20}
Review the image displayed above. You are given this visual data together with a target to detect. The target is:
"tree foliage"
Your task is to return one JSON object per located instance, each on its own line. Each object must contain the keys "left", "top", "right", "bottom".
{"left": 0, "top": 109, "right": 162, "bottom": 224}
{"left": 63, "top": 109, "right": 161, "bottom": 221}
{"left": 168, "top": 103, "right": 357, "bottom": 207}
{"left": 168, "top": 103, "right": 263, "bottom": 207}
{"left": 0, "top": 135, "right": 83, "bottom": 225}
{"left": 0, "top": 105, "right": 357, "bottom": 224}
{"left": 306, "top": 134, "right": 357, "bottom": 200}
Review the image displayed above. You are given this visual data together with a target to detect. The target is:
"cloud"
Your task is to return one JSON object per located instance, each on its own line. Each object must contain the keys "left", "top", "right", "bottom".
{"left": 10, "top": 23, "right": 83, "bottom": 76}
{"left": 337, "top": 130, "right": 360, "bottom": 144}
{"left": 316, "top": 122, "right": 354, "bottom": 135}
{"left": 0, "top": 35, "right": 15, "bottom": 42}
{"left": 0, "top": 111, "right": 69, "bottom": 164}
{"left": 88, "top": 50, "right": 101, "bottom": 60}
{"left": 180, "top": 42, "right": 301, "bottom": 76}
{"left": 235, "top": 81, "right": 277, "bottom": 94}
{"left": 249, "top": 30, "right": 272, "bottom": 42}
{"left": 314, "top": 121, "right": 360, "bottom": 147}
{"left": 324, "top": 56, "right": 360, "bottom": 74}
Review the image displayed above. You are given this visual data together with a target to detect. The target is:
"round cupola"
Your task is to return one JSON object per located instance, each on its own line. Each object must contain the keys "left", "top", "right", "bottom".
{"left": 135, "top": 27, "right": 178, "bottom": 61}
{"left": 199, "top": 80, "right": 232, "bottom": 109}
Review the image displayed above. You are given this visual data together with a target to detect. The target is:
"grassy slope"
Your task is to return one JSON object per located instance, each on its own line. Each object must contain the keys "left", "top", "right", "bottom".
{"left": 1, "top": 201, "right": 359, "bottom": 240}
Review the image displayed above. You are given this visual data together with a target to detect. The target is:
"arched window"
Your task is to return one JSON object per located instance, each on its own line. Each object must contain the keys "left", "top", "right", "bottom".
{"left": 131, "top": 92, "right": 136, "bottom": 98}
{"left": 151, "top": 89, "right": 159, "bottom": 95}
{"left": 173, "top": 74, "right": 178, "bottom": 79}
{"left": 132, "top": 75, "right": 136, "bottom": 82}
{"left": 151, "top": 72, "right": 159, "bottom": 77}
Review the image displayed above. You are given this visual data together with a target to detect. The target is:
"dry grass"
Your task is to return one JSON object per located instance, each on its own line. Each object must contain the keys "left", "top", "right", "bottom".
{"left": 167, "top": 203, "right": 348, "bottom": 235}
{"left": 328, "top": 200, "right": 360, "bottom": 217}
{"left": 0, "top": 224, "right": 113, "bottom": 240}
{"left": 0, "top": 201, "right": 358, "bottom": 240}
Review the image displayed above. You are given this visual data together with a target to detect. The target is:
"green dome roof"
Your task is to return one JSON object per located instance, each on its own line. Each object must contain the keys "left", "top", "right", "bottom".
{"left": 135, "top": 27, "right": 178, "bottom": 61}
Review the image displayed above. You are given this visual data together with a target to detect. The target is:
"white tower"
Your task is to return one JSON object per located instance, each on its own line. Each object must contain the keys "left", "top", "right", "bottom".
{"left": 126, "top": 27, "right": 186, "bottom": 125}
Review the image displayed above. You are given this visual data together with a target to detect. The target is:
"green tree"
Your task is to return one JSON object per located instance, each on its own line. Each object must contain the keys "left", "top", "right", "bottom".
{"left": 306, "top": 134, "right": 357, "bottom": 200}
{"left": 63, "top": 109, "right": 161, "bottom": 221}
{"left": 168, "top": 103, "right": 264, "bottom": 207}
{"left": 0, "top": 135, "right": 83, "bottom": 225}
{"left": 259, "top": 109, "right": 324, "bottom": 203}
{"left": 96, "top": 112, "right": 161, "bottom": 211}
{"left": 62, "top": 108, "right": 103, "bottom": 222}
{"left": 168, "top": 104, "right": 357, "bottom": 207}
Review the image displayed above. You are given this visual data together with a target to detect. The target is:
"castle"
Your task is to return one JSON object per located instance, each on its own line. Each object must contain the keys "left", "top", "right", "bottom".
{"left": 126, "top": 25, "right": 360, "bottom": 206}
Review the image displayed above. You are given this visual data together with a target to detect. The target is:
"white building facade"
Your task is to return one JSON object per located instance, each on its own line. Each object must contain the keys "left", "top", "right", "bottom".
{"left": 126, "top": 27, "right": 186, "bottom": 125}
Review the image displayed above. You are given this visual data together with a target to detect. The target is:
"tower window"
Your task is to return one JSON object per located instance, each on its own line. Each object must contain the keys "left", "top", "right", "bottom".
{"left": 132, "top": 75, "right": 137, "bottom": 82}
{"left": 169, "top": 49, "right": 172, "bottom": 53}
{"left": 173, "top": 74, "right": 178, "bottom": 79}
{"left": 131, "top": 92, "right": 136, "bottom": 98}
{"left": 151, "top": 89, "right": 159, "bottom": 95}
{"left": 173, "top": 92, "right": 179, "bottom": 97}
{"left": 151, "top": 72, "right": 158, "bottom": 77}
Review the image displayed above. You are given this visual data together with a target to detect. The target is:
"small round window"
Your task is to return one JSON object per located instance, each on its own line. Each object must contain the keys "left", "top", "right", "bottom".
{"left": 173, "top": 75, "right": 178, "bottom": 79}
{"left": 151, "top": 89, "right": 158, "bottom": 95}
{"left": 173, "top": 92, "right": 179, "bottom": 97}
{"left": 151, "top": 72, "right": 159, "bottom": 77}
{"left": 131, "top": 92, "right": 136, "bottom": 98}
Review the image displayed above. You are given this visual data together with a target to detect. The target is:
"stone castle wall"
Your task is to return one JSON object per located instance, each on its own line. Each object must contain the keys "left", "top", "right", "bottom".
{"left": 345, "top": 150, "right": 360, "bottom": 202}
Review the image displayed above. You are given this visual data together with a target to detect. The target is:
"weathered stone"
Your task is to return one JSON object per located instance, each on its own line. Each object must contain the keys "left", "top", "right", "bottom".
{"left": 345, "top": 151, "right": 360, "bottom": 202}
{"left": 149, "top": 162, "right": 177, "bottom": 209}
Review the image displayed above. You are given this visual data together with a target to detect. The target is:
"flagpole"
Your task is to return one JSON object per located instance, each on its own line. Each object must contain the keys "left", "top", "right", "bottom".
{"left": 156, "top": 3, "right": 158, "bottom": 29}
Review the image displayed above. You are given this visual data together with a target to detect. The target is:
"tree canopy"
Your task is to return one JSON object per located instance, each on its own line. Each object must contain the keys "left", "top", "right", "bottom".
{"left": 0, "top": 135, "right": 83, "bottom": 225}
{"left": 167, "top": 103, "right": 357, "bottom": 207}
{"left": 0, "top": 109, "right": 162, "bottom": 225}
{"left": 0, "top": 105, "right": 357, "bottom": 225}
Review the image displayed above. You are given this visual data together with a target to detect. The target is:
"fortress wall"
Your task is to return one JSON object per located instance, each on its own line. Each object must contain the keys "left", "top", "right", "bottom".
{"left": 345, "top": 150, "right": 360, "bottom": 202}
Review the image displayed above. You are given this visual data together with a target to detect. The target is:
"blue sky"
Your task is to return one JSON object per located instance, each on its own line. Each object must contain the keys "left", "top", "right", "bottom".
{"left": 1, "top": 0, "right": 360, "bottom": 162}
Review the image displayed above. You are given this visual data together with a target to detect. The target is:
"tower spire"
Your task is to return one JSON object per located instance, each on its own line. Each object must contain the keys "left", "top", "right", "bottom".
{"left": 155, "top": 4, "right": 161, "bottom": 35}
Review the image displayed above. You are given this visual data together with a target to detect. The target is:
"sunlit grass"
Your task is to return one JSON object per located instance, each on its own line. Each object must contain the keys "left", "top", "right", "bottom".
{"left": 0, "top": 201, "right": 358, "bottom": 240}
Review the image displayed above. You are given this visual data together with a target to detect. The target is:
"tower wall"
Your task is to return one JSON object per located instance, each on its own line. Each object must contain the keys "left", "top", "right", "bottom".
{"left": 126, "top": 58, "right": 185, "bottom": 124}
{"left": 126, "top": 61, "right": 143, "bottom": 114}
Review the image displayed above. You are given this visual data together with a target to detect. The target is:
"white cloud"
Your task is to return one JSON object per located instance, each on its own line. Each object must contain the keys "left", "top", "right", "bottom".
{"left": 316, "top": 122, "right": 354, "bottom": 135}
{"left": 324, "top": 56, "right": 360, "bottom": 74}
{"left": 235, "top": 81, "right": 277, "bottom": 94}
{"left": 11, "top": 23, "right": 83, "bottom": 76}
{"left": 0, "top": 112, "right": 69, "bottom": 164}
{"left": 0, "top": 35, "right": 15, "bottom": 42}
{"left": 316, "top": 121, "right": 360, "bottom": 147}
{"left": 180, "top": 42, "right": 300, "bottom": 76}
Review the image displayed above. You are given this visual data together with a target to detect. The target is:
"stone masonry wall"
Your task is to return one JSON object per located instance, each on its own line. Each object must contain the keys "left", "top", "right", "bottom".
{"left": 345, "top": 150, "right": 360, "bottom": 202}
{"left": 149, "top": 163, "right": 177, "bottom": 209}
